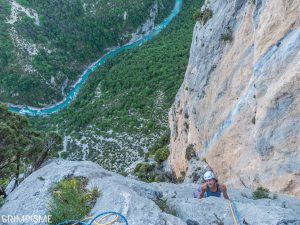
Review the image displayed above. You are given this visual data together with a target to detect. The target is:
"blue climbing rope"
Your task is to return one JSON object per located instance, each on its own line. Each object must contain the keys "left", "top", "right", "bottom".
{"left": 230, "top": 200, "right": 243, "bottom": 225}
{"left": 90, "top": 211, "right": 128, "bottom": 225}
{"left": 56, "top": 211, "right": 128, "bottom": 225}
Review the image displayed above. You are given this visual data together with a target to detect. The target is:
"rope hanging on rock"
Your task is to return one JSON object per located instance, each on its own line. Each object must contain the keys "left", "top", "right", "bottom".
{"left": 229, "top": 200, "right": 242, "bottom": 225}
{"left": 57, "top": 211, "right": 128, "bottom": 225}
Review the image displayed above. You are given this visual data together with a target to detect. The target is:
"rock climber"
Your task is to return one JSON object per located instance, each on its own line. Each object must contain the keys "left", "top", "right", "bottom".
{"left": 198, "top": 171, "right": 229, "bottom": 199}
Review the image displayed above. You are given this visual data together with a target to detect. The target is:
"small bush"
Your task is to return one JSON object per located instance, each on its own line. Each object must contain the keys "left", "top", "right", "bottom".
{"left": 253, "top": 187, "right": 269, "bottom": 199}
{"left": 134, "top": 163, "right": 170, "bottom": 183}
{"left": 221, "top": 31, "right": 233, "bottom": 42}
{"left": 193, "top": 9, "right": 202, "bottom": 21}
{"left": 148, "top": 132, "right": 170, "bottom": 156}
{"left": 194, "top": 8, "right": 213, "bottom": 24}
{"left": 155, "top": 198, "right": 168, "bottom": 211}
{"left": 89, "top": 186, "right": 101, "bottom": 203}
{"left": 154, "top": 147, "right": 170, "bottom": 163}
{"left": 185, "top": 144, "right": 195, "bottom": 160}
{"left": 134, "top": 163, "right": 156, "bottom": 182}
{"left": 48, "top": 177, "right": 100, "bottom": 225}
{"left": 134, "top": 163, "right": 154, "bottom": 173}
{"left": 155, "top": 198, "right": 177, "bottom": 216}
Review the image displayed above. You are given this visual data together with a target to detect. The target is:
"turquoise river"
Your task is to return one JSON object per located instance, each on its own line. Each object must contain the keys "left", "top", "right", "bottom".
{"left": 8, "top": 0, "right": 183, "bottom": 116}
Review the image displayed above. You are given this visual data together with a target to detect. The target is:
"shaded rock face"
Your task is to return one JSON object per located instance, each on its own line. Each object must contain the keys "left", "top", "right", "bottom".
{"left": 168, "top": 0, "right": 300, "bottom": 196}
{"left": 1, "top": 160, "right": 300, "bottom": 225}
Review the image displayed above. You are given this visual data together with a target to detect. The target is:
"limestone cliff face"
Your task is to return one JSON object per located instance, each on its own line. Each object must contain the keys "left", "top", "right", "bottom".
{"left": 169, "top": 0, "right": 300, "bottom": 196}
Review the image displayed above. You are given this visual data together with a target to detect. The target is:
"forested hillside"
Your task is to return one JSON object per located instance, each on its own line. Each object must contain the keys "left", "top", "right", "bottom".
{"left": 0, "top": 0, "right": 173, "bottom": 106}
{"left": 31, "top": 0, "right": 203, "bottom": 172}
{"left": 0, "top": 104, "right": 62, "bottom": 197}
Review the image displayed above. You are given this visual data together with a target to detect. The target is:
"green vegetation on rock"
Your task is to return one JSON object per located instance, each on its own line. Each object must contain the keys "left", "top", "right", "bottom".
{"left": 253, "top": 187, "right": 270, "bottom": 199}
{"left": 134, "top": 163, "right": 156, "bottom": 182}
{"left": 147, "top": 132, "right": 170, "bottom": 157}
{"left": 154, "top": 198, "right": 177, "bottom": 216}
{"left": 154, "top": 147, "right": 169, "bottom": 163}
{"left": 193, "top": 7, "right": 213, "bottom": 24}
{"left": 48, "top": 177, "right": 100, "bottom": 225}
{"left": 185, "top": 144, "right": 195, "bottom": 161}
{"left": 133, "top": 162, "right": 169, "bottom": 182}
{"left": 0, "top": 104, "right": 62, "bottom": 189}
{"left": 221, "top": 28, "right": 233, "bottom": 42}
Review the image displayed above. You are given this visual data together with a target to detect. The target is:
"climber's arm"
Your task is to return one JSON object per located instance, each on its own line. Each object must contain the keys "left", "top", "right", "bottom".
{"left": 198, "top": 184, "right": 207, "bottom": 199}
{"left": 220, "top": 184, "right": 229, "bottom": 200}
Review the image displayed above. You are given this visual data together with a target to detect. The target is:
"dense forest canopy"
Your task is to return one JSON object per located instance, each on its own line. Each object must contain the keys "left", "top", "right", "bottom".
{"left": 31, "top": 0, "right": 203, "bottom": 172}
{"left": 0, "top": 0, "right": 173, "bottom": 106}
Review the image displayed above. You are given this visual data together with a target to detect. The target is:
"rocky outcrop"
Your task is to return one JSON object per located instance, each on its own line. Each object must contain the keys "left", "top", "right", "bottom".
{"left": 128, "top": 2, "right": 158, "bottom": 43}
{"left": 168, "top": 0, "right": 300, "bottom": 196}
{"left": 1, "top": 159, "right": 300, "bottom": 225}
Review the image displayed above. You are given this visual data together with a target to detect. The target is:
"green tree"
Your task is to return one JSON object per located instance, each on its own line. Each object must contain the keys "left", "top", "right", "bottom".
{"left": 154, "top": 147, "right": 170, "bottom": 164}
{"left": 0, "top": 104, "right": 62, "bottom": 193}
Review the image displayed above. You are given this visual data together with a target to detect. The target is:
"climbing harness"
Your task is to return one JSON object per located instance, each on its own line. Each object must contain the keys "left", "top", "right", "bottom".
{"left": 57, "top": 211, "right": 128, "bottom": 225}
{"left": 228, "top": 200, "right": 243, "bottom": 225}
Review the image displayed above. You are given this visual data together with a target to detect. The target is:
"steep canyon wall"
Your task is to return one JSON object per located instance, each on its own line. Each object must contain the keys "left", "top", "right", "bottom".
{"left": 169, "top": 0, "right": 300, "bottom": 196}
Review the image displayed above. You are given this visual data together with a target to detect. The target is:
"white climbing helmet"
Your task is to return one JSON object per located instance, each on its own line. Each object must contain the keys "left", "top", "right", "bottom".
{"left": 204, "top": 171, "right": 215, "bottom": 180}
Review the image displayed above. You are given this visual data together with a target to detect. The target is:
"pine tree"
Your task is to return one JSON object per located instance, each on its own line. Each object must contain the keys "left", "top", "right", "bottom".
{"left": 0, "top": 104, "right": 62, "bottom": 194}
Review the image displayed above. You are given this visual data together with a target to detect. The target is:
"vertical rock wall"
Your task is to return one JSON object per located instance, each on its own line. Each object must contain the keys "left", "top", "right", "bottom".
{"left": 169, "top": 0, "right": 300, "bottom": 196}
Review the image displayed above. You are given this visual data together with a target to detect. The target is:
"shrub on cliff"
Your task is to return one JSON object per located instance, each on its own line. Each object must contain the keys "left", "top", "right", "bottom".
{"left": 253, "top": 187, "right": 270, "bottom": 199}
{"left": 154, "top": 147, "right": 170, "bottom": 164}
{"left": 148, "top": 132, "right": 170, "bottom": 154}
{"left": 134, "top": 163, "right": 156, "bottom": 182}
{"left": 221, "top": 31, "right": 233, "bottom": 42}
{"left": 185, "top": 144, "right": 196, "bottom": 160}
{"left": 134, "top": 162, "right": 170, "bottom": 182}
{"left": 48, "top": 177, "right": 100, "bottom": 225}
{"left": 154, "top": 198, "right": 177, "bottom": 216}
{"left": 193, "top": 8, "right": 213, "bottom": 24}
{"left": 146, "top": 132, "right": 170, "bottom": 163}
